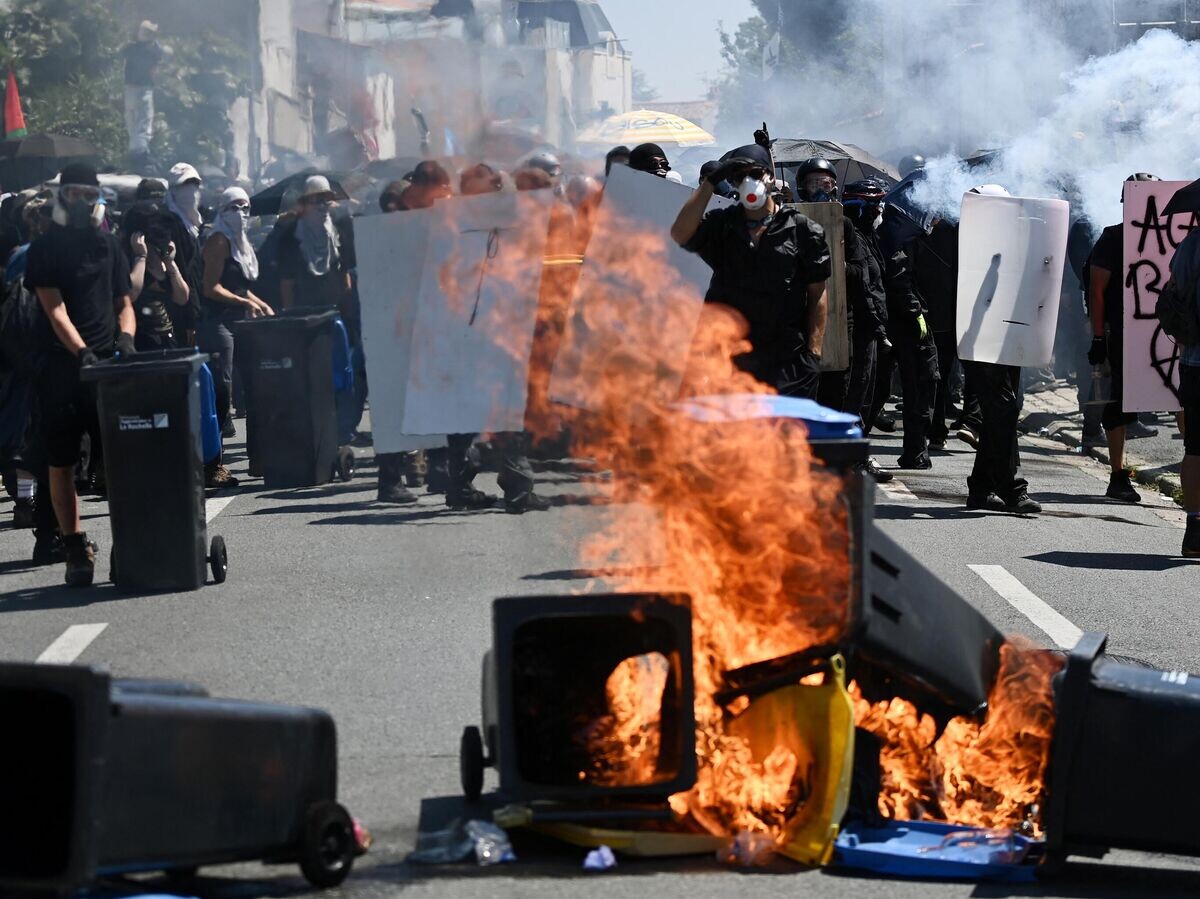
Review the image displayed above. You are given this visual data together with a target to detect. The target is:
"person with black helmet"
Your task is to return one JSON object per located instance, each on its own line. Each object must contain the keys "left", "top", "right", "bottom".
{"left": 898, "top": 154, "right": 926, "bottom": 179}
{"left": 25, "top": 162, "right": 135, "bottom": 586}
{"left": 795, "top": 157, "right": 840, "bottom": 204}
{"left": 672, "top": 144, "right": 830, "bottom": 399}
{"left": 1086, "top": 173, "right": 1163, "bottom": 504}
{"left": 629, "top": 144, "right": 672, "bottom": 178}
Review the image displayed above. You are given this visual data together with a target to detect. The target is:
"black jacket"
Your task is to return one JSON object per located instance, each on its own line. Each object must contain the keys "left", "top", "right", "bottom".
{"left": 685, "top": 204, "right": 832, "bottom": 363}
{"left": 844, "top": 218, "right": 887, "bottom": 340}
{"left": 908, "top": 220, "right": 958, "bottom": 334}
{"left": 850, "top": 215, "right": 922, "bottom": 343}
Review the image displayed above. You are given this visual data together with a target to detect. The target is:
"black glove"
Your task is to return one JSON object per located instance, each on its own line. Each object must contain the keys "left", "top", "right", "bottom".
{"left": 1087, "top": 336, "right": 1108, "bottom": 367}
{"left": 707, "top": 156, "right": 755, "bottom": 188}
{"left": 115, "top": 332, "right": 136, "bottom": 359}
{"left": 78, "top": 348, "right": 100, "bottom": 368}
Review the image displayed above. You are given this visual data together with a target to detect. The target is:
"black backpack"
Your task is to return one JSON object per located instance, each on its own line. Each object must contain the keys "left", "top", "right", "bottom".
{"left": 0, "top": 270, "right": 47, "bottom": 376}
{"left": 1156, "top": 270, "right": 1200, "bottom": 347}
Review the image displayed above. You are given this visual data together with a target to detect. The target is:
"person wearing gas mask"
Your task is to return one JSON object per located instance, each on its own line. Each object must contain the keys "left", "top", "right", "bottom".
{"left": 279, "top": 176, "right": 354, "bottom": 312}
{"left": 125, "top": 205, "right": 190, "bottom": 351}
{"left": 843, "top": 179, "right": 938, "bottom": 470}
{"left": 795, "top": 157, "right": 840, "bottom": 204}
{"left": 672, "top": 144, "right": 830, "bottom": 399}
{"left": 25, "top": 163, "right": 134, "bottom": 586}
{"left": 628, "top": 143, "right": 672, "bottom": 179}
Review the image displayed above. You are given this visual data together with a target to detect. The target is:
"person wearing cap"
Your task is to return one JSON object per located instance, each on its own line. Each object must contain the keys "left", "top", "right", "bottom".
{"left": 673, "top": 143, "right": 831, "bottom": 399}
{"left": 163, "top": 162, "right": 206, "bottom": 340}
{"left": 198, "top": 187, "right": 273, "bottom": 489}
{"left": 628, "top": 144, "right": 672, "bottom": 179}
{"left": 278, "top": 175, "right": 354, "bottom": 311}
{"left": 125, "top": 202, "right": 189, "bottom": 351}
{"left": 25, "top": 162, "right": 134, "bottom": 586}
{"left": 123, "top": 20, "right": 166, "bottom": 167}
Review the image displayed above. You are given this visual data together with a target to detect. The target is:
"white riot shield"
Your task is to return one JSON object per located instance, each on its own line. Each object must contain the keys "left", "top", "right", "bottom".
{"left": 356, "top": 190, "right": 552, "bottom": 447}
{"left": 956, "top": 193, "right": 1069, "bottom": 368}
{"left": 1121, "top": 180, "right": 1190, "bottom": 413}
{"left": 549, "top": 166, "right": 732, "bottom": 410}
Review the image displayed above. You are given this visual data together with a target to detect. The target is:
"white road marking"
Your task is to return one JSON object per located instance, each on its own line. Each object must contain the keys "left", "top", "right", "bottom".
{"left": 877, "top": 479, "right": 917, "bottom": 501}
{"left": 969, "top": 564, "right": 1083, "bottom": 649}
{"left": 36, "top": 624, "right": 108, "bottom": 664}
{"left": 206, "top": 496, "right": 236, "bottom": 523}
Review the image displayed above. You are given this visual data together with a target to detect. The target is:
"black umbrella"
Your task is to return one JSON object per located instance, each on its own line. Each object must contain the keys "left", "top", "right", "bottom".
{"left": 771, "top": 138, "right": 900, "bottom": 190}
{"left": 249, "top": 169, "right": 352, "bottom": 216}
{"left": 0, "top": 132, "right": 101, "bottom": 192}
{"left": 1164, "top": 178, "right": 1200, "bottom": 217}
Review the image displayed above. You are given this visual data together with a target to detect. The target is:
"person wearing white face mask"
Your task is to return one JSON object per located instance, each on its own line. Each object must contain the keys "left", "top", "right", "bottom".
{"left": 198, "top": 187, "right": 273, "bottom": 489}
{"left": 671, "top": 143, "right": 831, "bottom": 399}
{"left": 279, "top": 175, "right": 354, "bottom": 312}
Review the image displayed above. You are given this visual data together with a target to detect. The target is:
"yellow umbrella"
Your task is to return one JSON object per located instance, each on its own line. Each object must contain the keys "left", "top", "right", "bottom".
{"left": 577, "top": 109, "right": 716, "bottom": 149}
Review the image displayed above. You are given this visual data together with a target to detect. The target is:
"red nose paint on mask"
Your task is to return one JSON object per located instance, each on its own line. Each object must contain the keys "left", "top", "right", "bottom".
{"left": 747, "top": 194, "right": 758, "bottom": 203}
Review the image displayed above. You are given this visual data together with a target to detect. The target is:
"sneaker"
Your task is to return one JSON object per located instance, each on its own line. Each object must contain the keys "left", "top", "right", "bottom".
{"left": 873, "top": 412, "right": 897, "bottom": 434}
{"left": 505, "top": 492, "right": 552, "bottom": 514}
{"left": 862, "top": 458, "right": 893, "bottom": 483}
{"left": 12, "top": 498, "right": 35, "bottom": 529}
{"left": 1004, "top": 494, "right": 1042, "bottom": 515}
{"left": 377, "top": 483, "right": 418, "bottom": 505}
{"left": 956, "top": 426, "right": 980, "bottom": 449}
{"left": 1183, "top": 518, "right": 1200, "bottom": 558}
{"left": 896, "top": 455, "right": 932, "bottom": 470}
{"left": 1126, "top": 420, "right": 1159, "bottom": 440}
{"left": 1081, "top": 427, "right": 1107, "bottom": 449}
{"left": 966, "top": 492, "right": 1007, "bottom": 512}
{"left": 929, "top": 433, "right": 948, "bottom": 450}
{"left": 205, "top": 462, "right": 240, "bottom": 489}
{"left": 1105, "top": 469, "right": 1141, "bottom": 504}
{"left": 448, "top": 488, "right": 497, "bottom": 511}
{"left": 221, "top": 418, "right": 236, "bottom": 439}
{"left": 63, "top": 532, "right": 96, "bottom": 587}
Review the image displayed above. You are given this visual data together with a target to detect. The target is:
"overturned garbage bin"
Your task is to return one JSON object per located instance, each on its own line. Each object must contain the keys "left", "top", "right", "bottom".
{"left": 81, "top": 349, "right": 228, "bottom": 592}
{"left": 0, "top": 662, "right": 359, "bottom": 892}
{"left": 233, "top": 307, "right": 355, "bottom": 489}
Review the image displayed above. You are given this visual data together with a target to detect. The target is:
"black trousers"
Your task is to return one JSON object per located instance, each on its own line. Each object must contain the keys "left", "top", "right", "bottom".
{"left": 931, "top": 330, "right": 958, "bottom": 441}
{"left": 843, "top": 331, "right": 878, "bottom": 431}
{"left": 964, "top": 361, "right": 1027, "bottom": 501}
{"left": 869, "top": 341, "right": 896, "bottom": 432}
{"left": 894, "top": 336, "right": 939, "bottom": 464}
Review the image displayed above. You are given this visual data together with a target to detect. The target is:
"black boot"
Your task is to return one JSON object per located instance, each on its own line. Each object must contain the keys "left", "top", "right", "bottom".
{"left": 63, "top": 532, "right": 96, "bottom": 587}
{"left": 1184, "top": 517, "right": 1200, "bottom": 559}
{"left": 376, "top": 454, "right": 418, "bottom": 505}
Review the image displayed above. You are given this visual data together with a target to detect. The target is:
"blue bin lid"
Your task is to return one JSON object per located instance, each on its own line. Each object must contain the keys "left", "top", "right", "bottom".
{"left": 672, "top": 393, "right": 863, "bottom": 441}
{"left": 834, "top": 820, "right": 1040, "bottom": 882}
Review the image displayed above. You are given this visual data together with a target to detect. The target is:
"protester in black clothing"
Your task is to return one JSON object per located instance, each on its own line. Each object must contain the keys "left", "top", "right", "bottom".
{"left": 1086, "top": 173, "right": 1162, "bottom": 504}
{"left": 200, "top": 187, "right": 272, "bottom": 489}
{"left": 960, "top": 185, "right": 1040, "bottom": 515}
{"left": 26, "top": 163, "right": 134, "bottom": 586}
{"left": 628, "top": 143, "right": 672, "bottom": 178}
{"left": 163, "top": 163, "right": 206, "bottom": 340}
{"left": 673, "top": 144, "right": 830, "bottom": 399}
{"left": 279, "top": 176, "right": 354, "bottom": 312}
{"left": 126, "top": 205, "right": 189, "bottom": 350}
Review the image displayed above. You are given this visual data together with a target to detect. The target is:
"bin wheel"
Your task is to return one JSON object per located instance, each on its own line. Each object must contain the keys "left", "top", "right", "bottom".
{"left": 461, "top": 725, "right": 485, "bottom": 801}
{"left": 209, "top": 536, "right": 228, "bottom": 585}
{"left": 299, "top": 800, "right": 356, "bottom": 888}
{"left": 336, "top": 447, "right": 355, "bottom": 482}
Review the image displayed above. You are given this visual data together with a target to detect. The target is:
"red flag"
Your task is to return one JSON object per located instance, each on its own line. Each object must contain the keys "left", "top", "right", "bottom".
{"left": 5, "top": 68, "right": 27, "bottom": 139}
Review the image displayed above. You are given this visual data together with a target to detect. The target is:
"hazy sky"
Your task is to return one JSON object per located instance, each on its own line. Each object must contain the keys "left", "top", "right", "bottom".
{"left": 601, "top": 0, "right": 759, "bottom": 101}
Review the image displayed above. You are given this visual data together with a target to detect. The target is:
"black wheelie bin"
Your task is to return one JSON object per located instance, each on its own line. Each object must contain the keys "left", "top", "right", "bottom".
{"left": 232, "top": 307, "right": 355, "bottom": 489}
{"left": 81, "top": 349, "right": 228, "bottom": 591}
{"left": 0, "top": 661, "right": 360, "bottom": 892}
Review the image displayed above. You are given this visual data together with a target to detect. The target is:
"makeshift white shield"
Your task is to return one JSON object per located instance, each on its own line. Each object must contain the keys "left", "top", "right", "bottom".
{"left": 356, "top": 190, "right": 552, "bottom": 448}
{"left": 956, "top": 192, "right": 1069, "bottom": 368}
{"left": 549, "top": 166, "right": 731, "bottom": 411}
{"left": 1121, "top": 180, "right": 1193, "bottom": 413}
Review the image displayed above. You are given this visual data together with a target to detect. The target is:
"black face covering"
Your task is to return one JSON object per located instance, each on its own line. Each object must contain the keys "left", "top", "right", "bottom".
{"left": 65, "top": 199, "right": 98, "bottom": 229}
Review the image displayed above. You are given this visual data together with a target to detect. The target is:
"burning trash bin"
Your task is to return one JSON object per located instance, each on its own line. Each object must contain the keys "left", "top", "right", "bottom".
{"left": 81, "top": 349, "right": 228, "bottom": 591}
{"left": 0, "top": 662, "right": 360, "bottom": 892}
{"left": 232, "top": 307, "right": 355, "bottom": 489}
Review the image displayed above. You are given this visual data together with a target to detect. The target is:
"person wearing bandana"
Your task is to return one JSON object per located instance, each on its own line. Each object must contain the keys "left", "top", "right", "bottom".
{"left": 199, "top": 187, "right": 273, "bottom": 489}
{"left": 163, "top": 162, "right": 206, "bottom": 341}
{"left": 278, "top": 175, "right": 355, "bottom": 312}
{"left": 672, "top": 143, "right": 831, "bottom": 399}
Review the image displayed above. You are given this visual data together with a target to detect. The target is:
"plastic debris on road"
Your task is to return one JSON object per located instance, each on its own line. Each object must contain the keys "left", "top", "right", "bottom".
{"left": 716, "top": 831, "right": 777, "bottom": 867}
{"left": 409, "top": 818, "right": 516, "bottom": 865}
{"left": 834, "top": 820, "right": 1039, "bottom": 881}
{"left": 583, "top": 845, "right": 618, "bottom": 871}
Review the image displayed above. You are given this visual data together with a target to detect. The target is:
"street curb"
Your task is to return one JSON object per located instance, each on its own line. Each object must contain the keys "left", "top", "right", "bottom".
{"left": 1020, "top": 405, "right": 1183, "bottom": 503}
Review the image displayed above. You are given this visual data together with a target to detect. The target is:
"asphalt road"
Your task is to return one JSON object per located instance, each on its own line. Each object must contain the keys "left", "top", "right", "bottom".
{"left": 2, "top": 413, "right": 1199, "bottom": 899}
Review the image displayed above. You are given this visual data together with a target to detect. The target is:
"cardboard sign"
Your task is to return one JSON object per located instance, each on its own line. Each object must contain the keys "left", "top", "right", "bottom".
{"left": 956, "top": 192, "right": 1069, "bottom": 368}
{"left": 789, "top": 201, "right": 848, "bottom": 372}
{"left": 1121, "top": 180, "right": 1196, "bottom": 413}
{"left": 356, "top": 191, "right": 552, "bottom": 448}
{"left": 549, "top": 166, "right": 732, "bottom": 410}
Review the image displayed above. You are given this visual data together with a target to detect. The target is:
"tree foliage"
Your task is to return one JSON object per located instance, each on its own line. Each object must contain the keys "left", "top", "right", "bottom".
{"left": 632, "top": 68, "right": 658, "bottom": 104}
{"left": 0, "top": 0, "right": 249, "bottom": 170}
